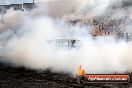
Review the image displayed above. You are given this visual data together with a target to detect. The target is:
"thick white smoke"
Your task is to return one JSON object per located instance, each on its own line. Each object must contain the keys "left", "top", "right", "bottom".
{"left": 0, "top": 0, "right": 132, "bottom": 75}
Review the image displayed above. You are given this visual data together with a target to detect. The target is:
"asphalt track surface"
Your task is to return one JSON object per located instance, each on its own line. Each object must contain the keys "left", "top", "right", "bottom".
{"left": 0, "top": 62, "right": 132, "bottom": 88}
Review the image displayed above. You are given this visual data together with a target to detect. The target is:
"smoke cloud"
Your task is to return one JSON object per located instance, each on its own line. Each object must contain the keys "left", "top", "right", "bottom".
{"left": 0, "top": 0, "right": 132, "bottom": 75}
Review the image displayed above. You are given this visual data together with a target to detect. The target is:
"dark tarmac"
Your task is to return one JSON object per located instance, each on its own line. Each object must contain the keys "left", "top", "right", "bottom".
{"left": 0, "top": 62, "right": 132, "bottom": 88}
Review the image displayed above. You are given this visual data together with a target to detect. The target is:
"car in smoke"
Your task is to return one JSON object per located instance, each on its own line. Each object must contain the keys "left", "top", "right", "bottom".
{"left": 77, "top": 65, "right": 132, "bottom": 87}
{"left": 47, "top": 39, "right": 81, "bottom": 49}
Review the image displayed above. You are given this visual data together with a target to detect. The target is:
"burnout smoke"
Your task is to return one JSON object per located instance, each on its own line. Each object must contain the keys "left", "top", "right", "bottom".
{"left": 0, "top": 0, "right": 132, "bottom": 75}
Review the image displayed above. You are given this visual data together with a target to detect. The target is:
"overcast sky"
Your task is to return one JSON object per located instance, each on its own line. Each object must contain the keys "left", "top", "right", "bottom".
{"left": 0, "top": 0, "right": 34, "bottom": 4}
